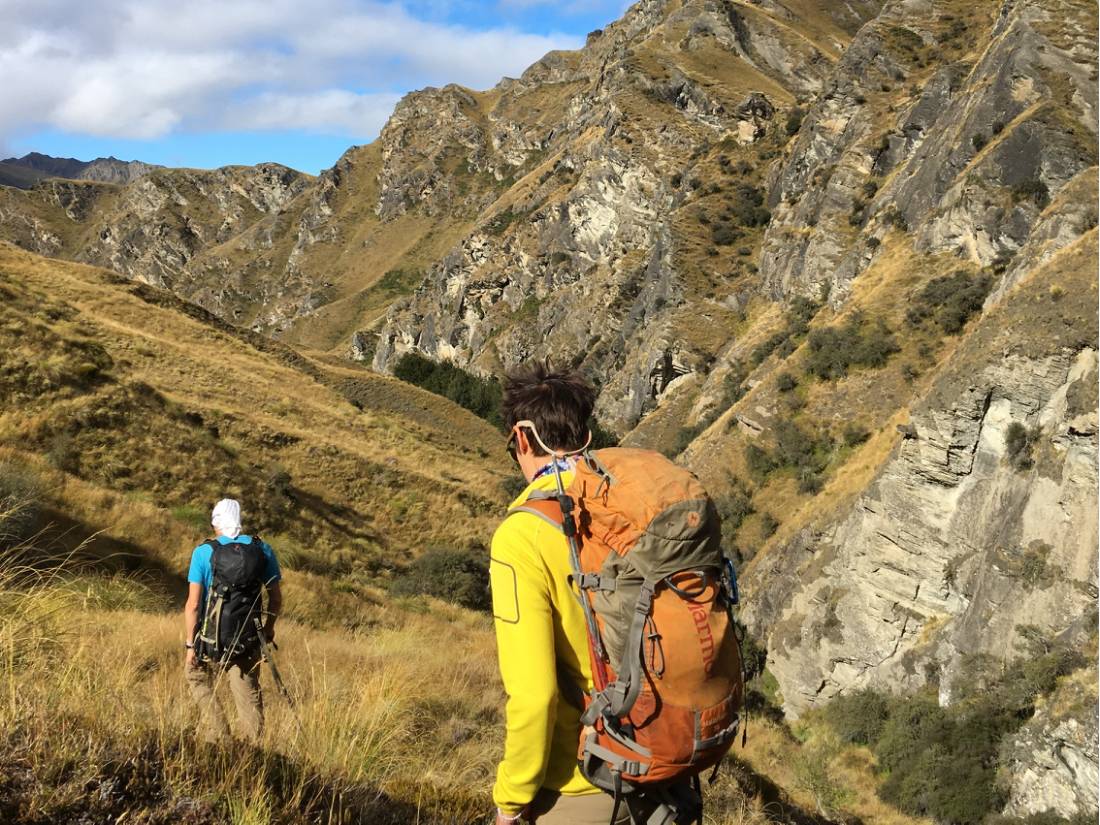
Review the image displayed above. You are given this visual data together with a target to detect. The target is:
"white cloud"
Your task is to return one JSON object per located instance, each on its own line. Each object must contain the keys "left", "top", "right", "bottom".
{"left": 0, "top": 0, "right": 582, "bottom": 141}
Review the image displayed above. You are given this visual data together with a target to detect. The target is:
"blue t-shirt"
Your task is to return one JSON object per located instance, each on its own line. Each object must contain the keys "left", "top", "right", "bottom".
{"left": 187, "top": 535, "right": 281, "bottom": 609}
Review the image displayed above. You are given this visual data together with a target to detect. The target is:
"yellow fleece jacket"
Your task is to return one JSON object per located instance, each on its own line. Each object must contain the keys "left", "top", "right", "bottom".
{"left": 489, "top": 471, "right": 600, "bottom": 814}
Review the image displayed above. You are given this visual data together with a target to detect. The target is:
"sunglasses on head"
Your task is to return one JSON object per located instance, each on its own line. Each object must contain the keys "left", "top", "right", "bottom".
{"left": 505, "top": 420, "right": 593, "bottom": 463}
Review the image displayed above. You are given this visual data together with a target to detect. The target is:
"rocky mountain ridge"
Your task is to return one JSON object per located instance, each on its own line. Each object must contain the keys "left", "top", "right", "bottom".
{"left": 0, "top": 152, "right": 161, "bottom": 189}
{"left": 0, "top": 0, "right": 1096, "bottom": 818}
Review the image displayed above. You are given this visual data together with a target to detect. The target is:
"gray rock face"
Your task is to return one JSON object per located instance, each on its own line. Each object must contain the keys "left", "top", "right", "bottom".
{"left": 750, "top": 343, "right": 1098, "bottom": 714}
{"left": 1001, "top": 664, "right": 1099, "bottom": 819}
{"left": 759, "top": 0, "right": 1098, "bottom": 305}
{"left": 0, "top": 152, "right": 161, "bottom": 189}
{"left": 371, "top": 0, "right": 852, "bottom": 431}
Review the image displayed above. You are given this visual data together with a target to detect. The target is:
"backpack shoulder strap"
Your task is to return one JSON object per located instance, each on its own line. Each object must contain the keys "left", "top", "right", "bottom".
{"left": 507, "top": 498, "right": 565, "bottom": 532}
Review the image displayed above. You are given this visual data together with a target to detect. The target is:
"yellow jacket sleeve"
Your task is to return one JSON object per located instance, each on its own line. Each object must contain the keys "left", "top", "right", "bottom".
{"left": 489, "top": 515, "right": 559, "bottom": 814}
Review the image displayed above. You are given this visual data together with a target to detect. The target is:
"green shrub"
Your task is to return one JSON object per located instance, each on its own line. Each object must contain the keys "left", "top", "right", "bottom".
{"left": 798, "top": 470, "right": 823, "bottom": 495}
{"left": 1012, "top": 178, "right": 1050, "bottom": 208}
{"left": 46, "top": 431, "right": 78, "bottom": 473}
{"left": 972, "top": 133, "right": 988, "bottom": 152}
{"left": 823, "top": 688, "right": 892, "bottom": 744}
{"left": 728, "top": 184, "right": 770, "bottom": 227}
{"left": 1005, "top": 422, "right": 1039, "bottom": 471}
{"left": 713, "top": 477, "right": 755, "bottom": 561}
{"left": 883, "top": 207, "right": 908, "bottom": 231}
{"left": 719, "top": 364, "right": 748, "bottom": 409}
{"left": 373, "top": 268, "right": 422, "bottom": 296}
{"left": 0, "top": 460, "right": 43, "bottom": 547}
{"left": 776, "top": 372, "right": 797, "bottom": 392}
{"left": 393, "top": 353, "right": 503, "bottom": 427}
{"left": 589, "top": 420, "right": 619, "bottom": 449}
{"left": 805, "top": 317, "right": 900, "bottom": 380}
{"left": 744, "top": 444, "right": 775, "bottom": 481}
{"left": 390, "top": 548, "right": 490, "bottom": 611}
{"left": 750, "top": 296, "right": 823, "bottom": 365}
{"left": 484, "top": 208, "right": 525, "bottom": 236}
{"left": 171, "top": 505, "right": 210, "bottom": 533}
{"left": 785, "top": 106, "right": 805, "bottom": 136}
{"left": 665, "top": 424, "right": 703, "bottom": 458}
{"left": 712, "top": 221, "right": 739, "bottom": 246}
{"left": 745, "top": 419, "right": 834, "bottom": 485}
{"left": 842, "top": 423, "right": 870, "bottom": 447}
{"left": 819, "top": 641, "right": 1088, "bottom": 825}
{"left": 906, "top": 270, "right": 993, "bottom": 334}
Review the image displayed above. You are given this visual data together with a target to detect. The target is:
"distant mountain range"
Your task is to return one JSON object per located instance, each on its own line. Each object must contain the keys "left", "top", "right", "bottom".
{"left": 0, "top": 151, "right": 161, "bottom": 189}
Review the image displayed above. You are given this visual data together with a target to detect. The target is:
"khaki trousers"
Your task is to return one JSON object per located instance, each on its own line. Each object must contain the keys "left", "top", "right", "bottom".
{"left": 529, "top": 789, "right": 632, "bottom": 824}
{"left": 185, "top": 653, "right": 263, "bottom": 744}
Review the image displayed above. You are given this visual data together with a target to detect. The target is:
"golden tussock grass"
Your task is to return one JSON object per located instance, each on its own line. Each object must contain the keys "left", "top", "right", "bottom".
{"left": 0, "top": 525, "right": 796, "bottom": 825}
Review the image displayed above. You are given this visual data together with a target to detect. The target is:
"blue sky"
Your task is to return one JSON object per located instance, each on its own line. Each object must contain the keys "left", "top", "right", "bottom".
{"left": 2, "top": 0, "right": 627, "bottom": 174}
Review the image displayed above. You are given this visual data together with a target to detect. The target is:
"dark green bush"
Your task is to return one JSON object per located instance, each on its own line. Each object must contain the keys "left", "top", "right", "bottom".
{"left": 728, "top": 184, "right": 770, "bottom": 227}
{"left": 393, "top": 353, "right": 503, "bottom": 427}
{"left": 797, "top": 470, "right": 823, "bottom": 494}
{"left": 745, "top": 420, "right": 833, "bottom": 485}
{"left": 972, "top": 133, "right": 988, "bottom": 152}
{"left": 884, "top": 208, "right": 908, "bottom": 231}
{"left": 0, "top": 460, "right": 43, "bottom": 548}
{"left": 776, "top": 372, "right": 797, "bottom": 392}
{"left": 906, "top": 271, "right": 993, "bottom": 335}
{"left": 373, "top": 268, "right": 422, "bottom": 295}
{"left": 712, "top": 221, "right": 739, "bottom": 246}
{"left": 1005, "top": 422, "right": 1039, "bottom": 471}
{"left": 1012, "top": 178, "right": 1050, "bottom": 208}
{"left": 744, "top": 444, "right": 775, "bottom": 481}
{"left": 390, "top": 548, "right": 490, "bottom": 611}
{"left": 822, "top": 688, "right": 892, "bottom": 744}
{"left": 785, "top": 106, "right": 805, "bottom": 136}
{"left": 750, "top": 296, "right": 823, "bottom": 365}
{"left": 805, "top": 317, "right": 900, "bottom": 380}
{"left": 589, "top": 420, "right": 619, "bottom": 449}
{"left": 819, "top": 641, "right": 1088, "bottom": 825}
{"left": 713, "top": 475, "right": 755, "bottom": 557}
{"left": 843, "top": 423, "right": 871, "bottom": 446}
{"left": 484, "top": 208, "right": 524, "bottom": 236}
{"left": 665, "top": 424, "right": 703, "bottom": 458}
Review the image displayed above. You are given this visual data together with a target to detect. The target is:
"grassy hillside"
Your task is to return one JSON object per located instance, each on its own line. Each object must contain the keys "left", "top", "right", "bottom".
{"left": 0, "top": 241, "right": 514, "bottom": 614}
{"left": 0, "top": 244, "right": 942, "bottom": 824}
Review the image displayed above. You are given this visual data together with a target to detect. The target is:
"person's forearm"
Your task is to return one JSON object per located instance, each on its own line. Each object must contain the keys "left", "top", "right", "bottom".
{"left": 265, "top": 587, "right": 282, "bottom": 634}
{"left": 184, "top": 606, "right": 199, "bottom": 644}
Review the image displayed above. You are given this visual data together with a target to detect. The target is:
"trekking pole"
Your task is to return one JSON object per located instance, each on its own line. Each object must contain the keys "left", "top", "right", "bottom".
{"left": 253, "top": 618, "right": 304, "bottom": 734}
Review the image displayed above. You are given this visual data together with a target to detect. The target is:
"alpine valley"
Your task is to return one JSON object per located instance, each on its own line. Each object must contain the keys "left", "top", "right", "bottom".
{"left": 0, "top": 0, "right": 1096, "bottom": 823}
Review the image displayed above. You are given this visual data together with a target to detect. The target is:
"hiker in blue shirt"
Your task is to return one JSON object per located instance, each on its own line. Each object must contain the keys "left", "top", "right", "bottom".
{"left": 183, "top": 498, "right": 282, "bottom": 744}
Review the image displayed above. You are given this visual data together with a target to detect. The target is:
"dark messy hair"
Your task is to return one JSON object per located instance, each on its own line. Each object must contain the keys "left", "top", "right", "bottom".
{"left": 501, "top": 361, "right": 595, "bottom": 456}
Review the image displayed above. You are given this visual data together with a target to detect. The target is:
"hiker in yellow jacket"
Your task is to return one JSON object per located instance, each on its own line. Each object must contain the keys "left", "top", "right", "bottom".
{"left": 490, "top": 363, "right": 629, "bottom": 825}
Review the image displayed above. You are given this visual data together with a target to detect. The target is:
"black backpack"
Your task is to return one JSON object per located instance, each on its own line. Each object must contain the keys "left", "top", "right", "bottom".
{"left": 195, "top": 537, "right": 267, "bottom": 663}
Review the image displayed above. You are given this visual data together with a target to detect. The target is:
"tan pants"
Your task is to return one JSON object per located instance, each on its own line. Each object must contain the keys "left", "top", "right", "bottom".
{"left": 529, "top": 790, "right": 632, "bottom": 824}
{"left": 185, "top": 653, "right": 263, "bottom": 744}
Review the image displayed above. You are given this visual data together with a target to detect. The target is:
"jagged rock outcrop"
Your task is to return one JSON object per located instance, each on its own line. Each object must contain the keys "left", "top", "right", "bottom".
{"left": 0, "top": 152, "right": 161, "bottom": 189}
{"left": 743, "top": 225, "right": 1097, "bottom": 727}
{"left": 372, "top": 0, "right": 870, "bottom": 430}
{"left": 1001, "top": 664, "right": 1100, "bottom": 819}
{"left": 759, "top": 0, "right": 1098, "bottom": 305}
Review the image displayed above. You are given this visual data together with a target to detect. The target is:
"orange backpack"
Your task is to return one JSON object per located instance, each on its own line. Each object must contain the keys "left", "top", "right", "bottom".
{"left": 510, "top": 448, "right": 745, "bottom": 808}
